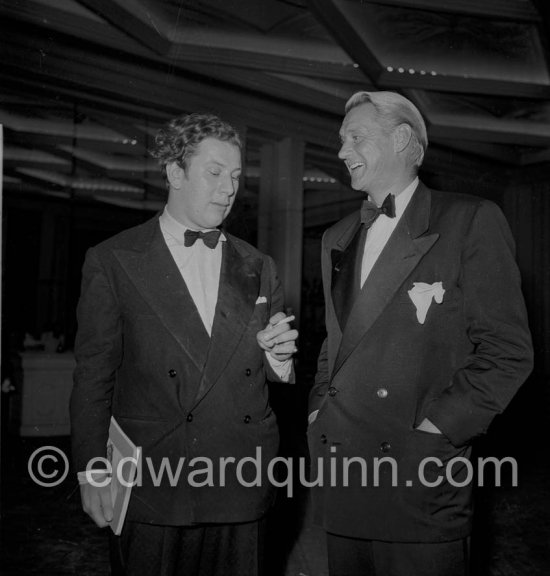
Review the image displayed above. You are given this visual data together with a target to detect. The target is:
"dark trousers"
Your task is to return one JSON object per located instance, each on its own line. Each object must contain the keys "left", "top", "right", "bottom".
{"left": 327, "top": 532, "right": 470, "bottom": 576}
{"left": 111, "top": 519, "right": 266, "bottom": 576}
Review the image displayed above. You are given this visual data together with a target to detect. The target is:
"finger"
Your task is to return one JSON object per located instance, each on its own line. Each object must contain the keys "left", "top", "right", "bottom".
{"left": 257, "top": 331, "right": 275, "bottom": 350}
{"left": 82, "top": 485, "right": 110, "bottom": 528}
{"left": 99, "top": 486, "right": 114, "bottom": 523}
{"left": 272, "top": 341, "right": 298, "bottom": 355}
{"left": 268, "top": 312, "right": 288, "bottom": 326}
{"left": 270, "top": 350, "right": 296, "bottom": 361}
{"left": 270, "top": 315, "right": 295, "bottom": 328}
{"left": 271, "top": 329, "right": 299, "bottom": 345}
{"left": 262, "top": 324, "right": 297, "bottom": 344}
{"left": 258, "top": 341, "right": 274, "bottom": 352}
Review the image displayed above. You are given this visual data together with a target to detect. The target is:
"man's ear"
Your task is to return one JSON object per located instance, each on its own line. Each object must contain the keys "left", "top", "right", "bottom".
{"left": 393, "top": 123, "right": 412, "bottom": 153}
{"left": 166, "top": 162, "right": 184, "bottom": 189}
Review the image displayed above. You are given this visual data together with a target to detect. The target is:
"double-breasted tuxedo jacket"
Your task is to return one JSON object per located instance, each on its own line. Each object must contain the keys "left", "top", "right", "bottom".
{"left": 71, "top": 216, "right": 285, "bottom": 526}
{"left": 308, "top": 182, "right": 533, "bottom": 542}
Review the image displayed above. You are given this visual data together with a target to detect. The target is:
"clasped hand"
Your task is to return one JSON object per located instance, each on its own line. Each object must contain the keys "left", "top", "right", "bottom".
{"left": 80, "top": 477, "right": 113, "bottom": 528}
{"left": 257, "top": 312, "right": 298, "bottom": 361}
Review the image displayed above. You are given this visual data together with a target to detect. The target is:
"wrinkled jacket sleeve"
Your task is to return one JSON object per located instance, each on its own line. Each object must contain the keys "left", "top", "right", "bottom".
{"left": 70, "top": 247, "right": 122, "bottom": 471}
{"left": 426, "top": 200, "right": 533, "bottom": 446}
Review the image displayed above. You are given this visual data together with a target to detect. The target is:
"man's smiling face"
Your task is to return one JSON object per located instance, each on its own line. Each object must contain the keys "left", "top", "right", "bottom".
{"left": 338, "top": 102, "right": 400, "bottom": 196}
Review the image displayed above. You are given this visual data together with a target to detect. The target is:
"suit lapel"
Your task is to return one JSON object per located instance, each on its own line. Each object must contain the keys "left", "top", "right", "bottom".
{"left": 323, "top": 214, "right": 361, "bottom": 371}
{"left": 332, "top": 184, "right": 439, "bottom": 378}
{"left": 193, "top": 239, "right": 262, "bottom": 406}
{"left": 114, "top": 220, "right": 210, "bottom": 373}
{"left": 331, "top": 220, "right": 365, "bottom": 330}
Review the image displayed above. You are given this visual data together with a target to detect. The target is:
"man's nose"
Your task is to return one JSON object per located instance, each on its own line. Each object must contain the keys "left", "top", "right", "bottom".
{"left": 220, "top": 174, "right": 237, "bottom": 196}
{"left": 338, "top": 141, "right": 350, "bottom": 160}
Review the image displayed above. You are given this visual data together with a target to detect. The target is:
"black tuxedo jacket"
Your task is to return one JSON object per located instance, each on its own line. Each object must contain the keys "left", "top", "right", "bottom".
{"left": 71, "top": 215, "right": 285, "bottom": 526}
{"left": 309, "top": 183, "right": 533, "bottom": 542}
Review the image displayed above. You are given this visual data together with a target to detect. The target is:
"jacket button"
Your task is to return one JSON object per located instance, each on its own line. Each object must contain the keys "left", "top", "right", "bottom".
{"left": 244, "top": 415, "right": 251, "bottom": 424}
{"left": 187, "top": 413, "right": 193, "bottom": 423}
{"left": 168, "top": 369, "right": 177, "bottom": 378}
{"left": 377, "top": 388, "right": 388, "bottom": 399}
{"left": 320, "top": 434, "right": 327, "bottom": 444}
{"left": 245, "top": 368, "right": 252, "bottom": 376}
{"left": 328, "top": 387, "right": 338, "bottom": 397}
{"left": 380, "top": 441, "right": 391, "bottom": 453}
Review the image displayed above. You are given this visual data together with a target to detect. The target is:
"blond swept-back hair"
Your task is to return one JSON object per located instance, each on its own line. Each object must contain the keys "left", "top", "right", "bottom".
{"left": 345, "top": 91, "right": 427, "bottom": 169}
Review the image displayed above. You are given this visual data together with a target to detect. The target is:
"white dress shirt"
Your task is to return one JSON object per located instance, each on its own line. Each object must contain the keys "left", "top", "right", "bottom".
{"left": 360, "top": 178, "right": 419, "bottom": 287}
{"left": 159, "top": 208, "right": 223, "bottom": 335}
{"left": 159, "top": 207, "right": 293, "bottom": 381}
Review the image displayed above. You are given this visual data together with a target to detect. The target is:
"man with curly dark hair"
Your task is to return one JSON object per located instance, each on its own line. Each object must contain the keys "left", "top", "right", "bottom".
{"left": 71, "top": 112, "right": 298, "bottom": 575}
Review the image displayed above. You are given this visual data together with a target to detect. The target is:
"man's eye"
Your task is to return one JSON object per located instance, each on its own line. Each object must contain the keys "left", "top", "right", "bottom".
{"left": 232, "top": 175, "right": 240, "bottom": 181}
{"left": 209, "top": 170, "right": 221, "bottom": 176}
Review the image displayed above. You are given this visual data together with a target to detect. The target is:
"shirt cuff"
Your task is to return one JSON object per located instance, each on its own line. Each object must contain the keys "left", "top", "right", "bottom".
{"left": 265, "top": 352, "right": 294, "bottom": 383}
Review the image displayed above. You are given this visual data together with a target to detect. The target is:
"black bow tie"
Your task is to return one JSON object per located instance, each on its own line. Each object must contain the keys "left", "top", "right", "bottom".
{"left": 183, "top": 229, "right": 221, "bottom": 249}
{"left": 360, "top": 194, "right": 396, "bottom": 228}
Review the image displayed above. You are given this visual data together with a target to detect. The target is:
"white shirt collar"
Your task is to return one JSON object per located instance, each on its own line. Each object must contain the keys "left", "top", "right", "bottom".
{"left": 159, "top": 207, "right": 226, "bottom": 242}
{"left": 368, "top": 177, "right": 419, "bottom": 219}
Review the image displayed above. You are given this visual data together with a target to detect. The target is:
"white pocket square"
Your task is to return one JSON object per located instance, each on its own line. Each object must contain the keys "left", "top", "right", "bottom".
{"left": 407, "top": 282, "right": 445, "bottom": 324}
{"left": 255, "top": 296, "right": 267, "bottom": 305}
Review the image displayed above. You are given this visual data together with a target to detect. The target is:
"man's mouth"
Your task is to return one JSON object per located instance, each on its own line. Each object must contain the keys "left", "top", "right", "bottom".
{"left": 348, "top": 162, "right": 364, "bottom": 173}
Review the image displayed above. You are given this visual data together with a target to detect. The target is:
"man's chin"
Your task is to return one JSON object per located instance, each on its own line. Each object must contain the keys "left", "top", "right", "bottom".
{"left": 207, "top": 211, "right": 229, "bottom": 228}
{"left": 350, "top": 178, "right": 366, "bottom": 192}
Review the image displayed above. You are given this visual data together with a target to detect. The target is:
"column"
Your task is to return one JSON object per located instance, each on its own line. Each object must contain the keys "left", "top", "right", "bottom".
{"left": 258, "top": 137, "right": 305, "bottom": 321}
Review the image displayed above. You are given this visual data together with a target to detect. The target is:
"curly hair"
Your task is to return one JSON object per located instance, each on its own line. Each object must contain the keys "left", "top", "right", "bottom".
{"left": 150, "top": 113, "right": 242, "bottom": 183}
